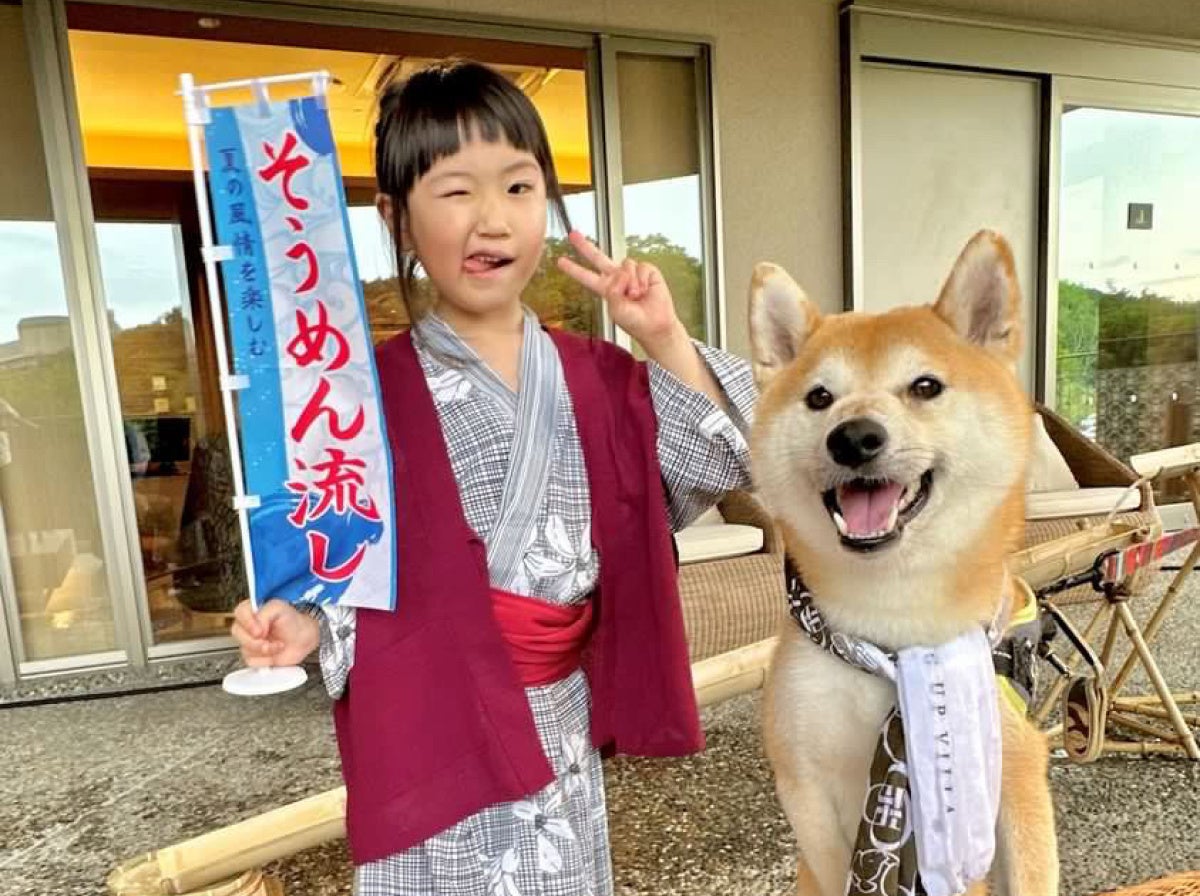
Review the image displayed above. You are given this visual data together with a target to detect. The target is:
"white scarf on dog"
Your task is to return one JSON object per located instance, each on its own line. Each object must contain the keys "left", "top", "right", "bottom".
{"left": 786, "top": 561, "right": 1002, "bottom": 896}
{"left": 895, "top": 630, "right": 1002, "bottom": 896}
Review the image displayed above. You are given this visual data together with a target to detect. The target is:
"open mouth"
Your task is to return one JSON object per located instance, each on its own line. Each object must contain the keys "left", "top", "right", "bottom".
{"left": 463, "top": 253, "right": 515, "bottom": 275}
{"left": 821, "top": 470, "right": 934, "bottom": 552}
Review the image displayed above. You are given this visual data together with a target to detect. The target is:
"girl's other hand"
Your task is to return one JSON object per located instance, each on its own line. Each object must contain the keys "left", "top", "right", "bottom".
{"left": 231, "top": 599, "right": 320, "bottom": 667}
{"left": 556, "top": 231, "right": 688, "bottom": 353}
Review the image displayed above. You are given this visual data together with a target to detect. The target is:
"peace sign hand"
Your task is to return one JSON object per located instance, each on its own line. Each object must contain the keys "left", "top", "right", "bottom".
{"left": 556, "top": 231, "right": 687, "bottom": 352}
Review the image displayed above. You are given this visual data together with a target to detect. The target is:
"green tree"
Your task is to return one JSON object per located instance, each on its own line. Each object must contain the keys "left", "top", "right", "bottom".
{"left": 1055, "top": 281, "right": 1100, "bottom": 427}
{"left": 524, "top": 236, "right": 602, "bottom": 336}
{"left": 1055, "top": 279, "right": 1200, "bottom": 428}
{"left": 354, "top": 233, "right": 703, "bottom": 343}
{"left": 626, "top": 234, "right": 705, "bottom": 341}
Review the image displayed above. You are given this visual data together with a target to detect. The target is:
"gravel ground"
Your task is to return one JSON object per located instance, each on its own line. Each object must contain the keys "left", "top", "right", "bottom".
{"left": 3, "top": 570, "right": 1198, "bottom": 896}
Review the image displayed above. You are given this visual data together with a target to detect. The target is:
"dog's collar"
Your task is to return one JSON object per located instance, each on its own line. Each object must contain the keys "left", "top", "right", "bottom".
{"left": 784, "top": 555, "right": 899, "bottom": 665}
{"left": 782, "top": 555, "right": 1040, "bottom": 709}
{"left": 784, "top": 554, "right": 1008, "bottom": 647}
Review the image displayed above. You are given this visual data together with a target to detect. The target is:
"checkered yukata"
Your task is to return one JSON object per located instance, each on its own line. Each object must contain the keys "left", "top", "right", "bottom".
{"left": 313, "top": 308, "right": 756, "bottom": 896}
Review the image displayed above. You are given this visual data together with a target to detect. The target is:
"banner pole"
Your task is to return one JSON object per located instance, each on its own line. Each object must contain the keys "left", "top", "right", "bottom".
{"left": 180, "top": 71, "right": 260, "bottom": 607}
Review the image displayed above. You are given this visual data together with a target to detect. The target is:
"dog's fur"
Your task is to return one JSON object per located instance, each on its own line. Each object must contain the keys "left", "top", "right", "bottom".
{"left": 750, "top": 231, "right": 1058, "bottom": 896}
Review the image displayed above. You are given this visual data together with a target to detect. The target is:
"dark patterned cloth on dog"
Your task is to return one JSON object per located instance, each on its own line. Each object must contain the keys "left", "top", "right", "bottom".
{"left": 784, "top": 558, "right": 1003, "bottom": 896}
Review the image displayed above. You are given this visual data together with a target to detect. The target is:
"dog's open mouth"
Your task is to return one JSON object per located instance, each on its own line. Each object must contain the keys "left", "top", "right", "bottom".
{"left": 821, "top": 470, "right": 934, "bottom": 552}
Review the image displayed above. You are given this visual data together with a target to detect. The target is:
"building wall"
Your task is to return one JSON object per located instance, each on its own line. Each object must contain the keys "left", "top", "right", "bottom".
{"left": 243, "top": 0, "right": 845, "bottom": 356}
{"left": 915, "top": 0, "right": 1200, "bottom": 41}
{"left": 256, "top": 0, "right": 1200, "bottom": 356}
{"left": 1, "top": 5, "right": 55, "bottom": 222}
{"left": 462, "top": 0, "right": 846, "bottom": 357}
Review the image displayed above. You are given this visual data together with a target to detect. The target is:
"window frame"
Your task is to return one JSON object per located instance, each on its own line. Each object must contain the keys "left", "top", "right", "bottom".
{"left": 11, "top": 0, "right": 723, "bottom": 681}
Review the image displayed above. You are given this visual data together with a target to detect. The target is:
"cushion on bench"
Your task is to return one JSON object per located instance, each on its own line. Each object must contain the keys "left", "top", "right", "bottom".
{"left": 675, "top": 523, "right": 765, "bottom": 564}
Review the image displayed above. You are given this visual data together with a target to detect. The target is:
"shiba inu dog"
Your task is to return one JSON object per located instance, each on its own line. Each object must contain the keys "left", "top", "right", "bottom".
{"left": 750, "top": 231, "right": 1058, "bottom": 896}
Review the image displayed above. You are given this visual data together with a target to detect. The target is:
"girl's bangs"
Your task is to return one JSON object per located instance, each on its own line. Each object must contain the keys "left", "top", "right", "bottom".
{"left": 407, "top": 91, "right": 550, "bottom": 185}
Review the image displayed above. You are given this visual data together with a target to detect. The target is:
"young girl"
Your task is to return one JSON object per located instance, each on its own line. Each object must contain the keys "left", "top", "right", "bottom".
{"left": 231, "top": 59, "right": 756, "bottom": 896}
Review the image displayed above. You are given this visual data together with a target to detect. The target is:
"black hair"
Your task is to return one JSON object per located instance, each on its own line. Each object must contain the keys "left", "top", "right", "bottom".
{"left": 374, "top": 59, "right": 572, "bottom": 321}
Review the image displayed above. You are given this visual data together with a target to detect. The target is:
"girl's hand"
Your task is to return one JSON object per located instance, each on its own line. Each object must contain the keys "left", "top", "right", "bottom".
{"left": 556, "top": 231, "right": 688, "bottom": 353}
{"left": 231, "top": 599, "right": 320, "bottom": 667}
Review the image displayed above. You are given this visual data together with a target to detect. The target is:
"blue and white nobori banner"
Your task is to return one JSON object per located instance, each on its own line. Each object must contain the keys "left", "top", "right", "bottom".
{"left": 205, "top": 93, "right": 395, "bottom": 611}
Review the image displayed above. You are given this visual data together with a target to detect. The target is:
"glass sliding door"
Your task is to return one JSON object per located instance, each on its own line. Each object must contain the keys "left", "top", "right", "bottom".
{"left": 606, "top": 41, "right": 717, "bottom": 346}
{"left": 64, "top": 8, "right": 598, "bottom": 648}
{"left": 1054, "top": 86, "right": 1200, "bottom": 469}
{"left": 0, "top": 3, "right": 119, "bottom": 667}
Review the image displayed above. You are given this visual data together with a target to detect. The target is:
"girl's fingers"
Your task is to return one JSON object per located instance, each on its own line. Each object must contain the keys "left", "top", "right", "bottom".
{"left": 635, "top": 262, "right": 654, "bottom": 295}
{"left": 622, "top": 259, "right": 647, "bottom": 299}
{"left": 257, "top": 599, "right": 292, "bottom": 628}
{"left": 556, "top": 244, "right": 643, "bottom": 302}
{"left": 237, "top": 637, "right": 279, "bottom": 667}
{"left": 245, "top": 637, "right": 279, "bottom": 656}
{"left": 231, "top": 619, "right": 274, "bottom": 648}
{"left": 556, "top": 255, "right": 604, "bottom": 292}
{"left": 567, "top": 230, "right": 616, "bottom": 274}
{"left": 232, "top": 599, "right": 261, "bottom": 638}
{"left": 230, "top": 621, "right": 250, "bottom": 646}
{"left": 606, "top": 270, "right": 631, "bottom": 301}
{"left": 620, "top": 258, "right": 637, "bottom": 291}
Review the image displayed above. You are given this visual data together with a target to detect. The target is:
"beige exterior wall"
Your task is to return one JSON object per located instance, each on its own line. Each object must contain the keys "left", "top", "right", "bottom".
{"left": 291, "top": 0, "right": 847, "bottom": 356}
{"left": 1, "top": 5, "right": 55, "bottom": 222}
{"left": 261, "top": 0, "right": 1200, "bottom": 354}
{"left": 915, "top": 0, "right": 1200, "bottom": 42}
{"left": 461, "top": 0, "right": 846, "bottom": 356}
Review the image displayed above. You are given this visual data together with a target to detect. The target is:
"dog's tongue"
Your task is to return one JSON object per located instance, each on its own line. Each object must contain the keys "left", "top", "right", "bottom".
{"left": 838, "top": 481, "right": 903, "bottom": 536}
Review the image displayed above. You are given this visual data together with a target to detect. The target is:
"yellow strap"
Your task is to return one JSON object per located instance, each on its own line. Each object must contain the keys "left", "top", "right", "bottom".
{"left": 996, "top": 673, "right": 1028, "bottom": 716}
{"left": 1009, "top": 577, "right": 1039, "bottom": 627}
{"left": 995, "top": 577, "right": 1037, "bottom": 715}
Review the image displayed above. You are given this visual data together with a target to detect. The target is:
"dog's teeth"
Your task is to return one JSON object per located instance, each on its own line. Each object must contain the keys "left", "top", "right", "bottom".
{"left": 833, "top": 512, "right": 849, "bottom": 537}
{"left": 886, "top": 503, "right": 900, "bottom": 531}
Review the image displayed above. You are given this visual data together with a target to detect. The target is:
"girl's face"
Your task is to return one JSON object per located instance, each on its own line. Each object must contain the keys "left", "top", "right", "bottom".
{"left": 403, "top": 134, "right": 548, "bottom": 322}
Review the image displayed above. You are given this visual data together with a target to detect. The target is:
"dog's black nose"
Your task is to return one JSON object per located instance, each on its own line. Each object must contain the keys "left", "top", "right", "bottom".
{"left": 827, "top": 418, "right": 888, "bottom": 468}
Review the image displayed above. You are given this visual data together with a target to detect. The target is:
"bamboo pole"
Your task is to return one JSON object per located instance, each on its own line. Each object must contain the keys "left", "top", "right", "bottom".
{"left": 107, "top": 647, "right": 780, "bottom": 893}
{"left": 1101, "top": 740, "right": 1191, "bottom": 756}
{"left": 1009, "top": 523, "right": 1146, "bottom": 591}
{"left": 1115, "top": 603, "right": 1200, "bottom": 759}
{"left": 105, "top": 788, "right": 348, "bottom": 895}
{"left": 1110, "top": 700, "right": 1200, "bottom": 727}
{"left": 1108, "top": 711, "right": 1176, "bottom": 743}
{"left": 1111, "top": 476, "right": 1200, "bottom": 693}
{"left": 1117, "top": 691, "right": 1200, "bottom": 706}
{"left": 1031, "top": 602, "right": 1109, "bottom": 725}
{"left": 107, "top": 864, "right": 284, "bottom": 896}
{"left": 692, "top": 637, "right": 778, "bottom": 707}
{"left": 1099, "top": 605, "right": 1123, "bottom": 670}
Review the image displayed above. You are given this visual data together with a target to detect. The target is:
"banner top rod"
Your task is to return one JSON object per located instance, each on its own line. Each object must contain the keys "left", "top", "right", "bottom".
{"left": 179, "top": 70, "right": 333, "bottom": 98}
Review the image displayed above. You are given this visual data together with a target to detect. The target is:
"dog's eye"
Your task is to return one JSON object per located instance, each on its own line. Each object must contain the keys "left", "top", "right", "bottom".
{"left": 910, "top": 376, "right": 944, "bottom": 400}
{"left": 804, "top": 386, "right": 834, "bottom": 411}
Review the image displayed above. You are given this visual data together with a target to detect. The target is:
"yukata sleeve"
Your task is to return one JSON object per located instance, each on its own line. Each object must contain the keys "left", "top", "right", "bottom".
{"left": 302, "top": 604, "right": 356, "bottom": 700}
{"left": 648, "top": 340, "right": 757, "bottom": 532}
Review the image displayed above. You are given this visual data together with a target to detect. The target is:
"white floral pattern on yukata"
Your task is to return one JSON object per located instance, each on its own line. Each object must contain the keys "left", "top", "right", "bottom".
{"left": 315, "top": 313, "right": 756, "bottom": 896}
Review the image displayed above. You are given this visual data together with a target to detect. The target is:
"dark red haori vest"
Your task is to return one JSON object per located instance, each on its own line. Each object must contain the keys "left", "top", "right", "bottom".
{"left": 332, "top": 328, "right": 704, "bottom": 865}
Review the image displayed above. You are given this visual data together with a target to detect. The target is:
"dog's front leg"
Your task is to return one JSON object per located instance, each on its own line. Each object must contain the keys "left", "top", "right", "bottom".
{"left": 774, "top": 771, "right": 854, "bottom": 896}
{"left": 992, "top": 708, "right": 1060, "bottom": 896}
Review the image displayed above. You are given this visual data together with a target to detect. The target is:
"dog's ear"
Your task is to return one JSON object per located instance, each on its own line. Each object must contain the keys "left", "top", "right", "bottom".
{"left": 932, "top": 230, "right": 1023, "bottom": 365}
{"left": 749, "top": 262, "right": 819, "bottom": 388}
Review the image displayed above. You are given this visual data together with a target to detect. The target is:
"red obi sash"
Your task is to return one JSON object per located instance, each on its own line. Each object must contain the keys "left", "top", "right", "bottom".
{"left": 491, "top": 587, "right": 593, "bottom": 687}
